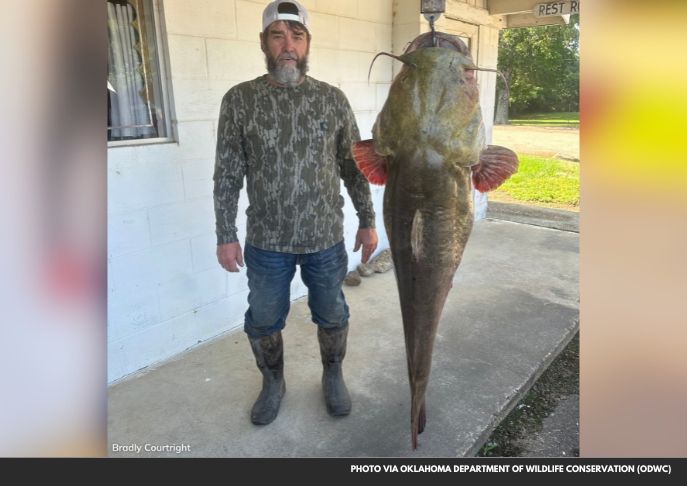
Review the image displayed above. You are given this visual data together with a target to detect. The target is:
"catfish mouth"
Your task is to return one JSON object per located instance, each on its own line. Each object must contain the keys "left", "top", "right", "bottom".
{"left": 367, "top": 48, "right": 475, "bottom": 84}
{"left": 367, "top": 31, "right": 477, "bottom": 79}
{"left": 404, "top": 31, "right": 471, "bottom": 56}
{"left": 368, "top": 31, "right": 509, "bottom": 97}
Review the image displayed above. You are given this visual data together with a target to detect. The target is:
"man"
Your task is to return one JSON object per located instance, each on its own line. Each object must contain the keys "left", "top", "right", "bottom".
{"left": 213, "top": 0, "right": 378, "bottom": 426}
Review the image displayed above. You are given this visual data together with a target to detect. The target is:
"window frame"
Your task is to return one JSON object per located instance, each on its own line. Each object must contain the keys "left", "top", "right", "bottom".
{"left": 107, "top": 0, "right": 176, "bottom": 148}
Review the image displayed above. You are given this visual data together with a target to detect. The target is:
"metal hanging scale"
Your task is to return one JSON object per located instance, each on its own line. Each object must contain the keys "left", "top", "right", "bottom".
{"left": 420, "top": 0, "right": 446, "bottom": 46}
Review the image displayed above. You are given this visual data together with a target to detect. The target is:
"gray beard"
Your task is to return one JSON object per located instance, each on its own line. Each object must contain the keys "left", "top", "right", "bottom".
{"left": 266, "top": 55, "right": 309, "bottom": 87}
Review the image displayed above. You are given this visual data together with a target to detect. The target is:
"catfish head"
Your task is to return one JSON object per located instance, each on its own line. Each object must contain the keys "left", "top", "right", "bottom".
{"left": 356, "top": 32, "right": 518, "bottom": 192}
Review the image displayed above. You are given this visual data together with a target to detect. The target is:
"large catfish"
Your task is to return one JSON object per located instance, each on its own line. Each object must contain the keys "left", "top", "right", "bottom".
{"left": 352, "top": 32, "right": 519, "bottom": 449}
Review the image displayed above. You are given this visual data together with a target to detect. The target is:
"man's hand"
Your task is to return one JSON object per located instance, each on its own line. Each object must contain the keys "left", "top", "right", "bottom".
{"left": 354, "top": 228, "right": 379, "bottom": 264}
{"left": 217, "top": 242, "right": 244, "bottom": 272}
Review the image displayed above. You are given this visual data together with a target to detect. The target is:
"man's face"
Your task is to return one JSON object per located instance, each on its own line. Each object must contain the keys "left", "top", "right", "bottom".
{"left": 260, "top": 21, "right": 310, "bottom": 86}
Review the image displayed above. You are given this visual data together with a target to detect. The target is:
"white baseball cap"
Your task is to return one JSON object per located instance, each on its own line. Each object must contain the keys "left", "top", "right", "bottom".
{"left": 262, "top": 0, "right": 310, "bottom": 32}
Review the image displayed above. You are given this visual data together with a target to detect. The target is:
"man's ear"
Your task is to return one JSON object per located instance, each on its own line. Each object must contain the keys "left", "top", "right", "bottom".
{"left": 259, "top": 32, "right": 266, "bottom": 53}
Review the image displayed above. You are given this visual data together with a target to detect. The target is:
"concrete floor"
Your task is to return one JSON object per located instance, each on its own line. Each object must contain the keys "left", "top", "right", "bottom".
{"left": 108, "top": 218, "right": 579, "bottom": 457}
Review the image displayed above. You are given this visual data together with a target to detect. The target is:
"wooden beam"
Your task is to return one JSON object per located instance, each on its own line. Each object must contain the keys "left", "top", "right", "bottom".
{"left": 506, "top": 12, "right": 565, "bottom": 27}
{"left": 488, "top": 0, "right": 540, "bottom": 15}
{"left": 445, "top": 0, "right": 506, "bottom": 29}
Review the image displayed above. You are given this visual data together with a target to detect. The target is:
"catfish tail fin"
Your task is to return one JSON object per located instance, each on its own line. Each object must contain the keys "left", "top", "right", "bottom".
{"left": 411, "top": 400, "right": 427, "bottom": 450}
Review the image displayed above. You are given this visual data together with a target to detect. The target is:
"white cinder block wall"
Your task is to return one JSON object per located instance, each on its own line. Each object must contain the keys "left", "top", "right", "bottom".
{"left": 107, "top": 0, "right": 393, "bottom": 382}
{"left": 107, "top": 0, "right": 502, "bottom": 383}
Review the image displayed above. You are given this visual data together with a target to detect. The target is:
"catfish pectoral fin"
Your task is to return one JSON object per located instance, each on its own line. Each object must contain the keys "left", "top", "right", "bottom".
{"left": 352, "top": 139, "right": 388, "bottom": 185}
{"left": 472, "top": 145, "right": 519, "bottom": 192}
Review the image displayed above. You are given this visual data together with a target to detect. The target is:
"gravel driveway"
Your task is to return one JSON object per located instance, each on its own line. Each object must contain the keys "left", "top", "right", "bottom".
{"left": 492, "top": 125, "right": 579, "bottom": 161}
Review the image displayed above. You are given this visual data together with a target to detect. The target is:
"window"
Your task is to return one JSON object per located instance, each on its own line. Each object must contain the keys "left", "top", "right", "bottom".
{"left": 107, "top": 0, "right": 174, "bottom": 144}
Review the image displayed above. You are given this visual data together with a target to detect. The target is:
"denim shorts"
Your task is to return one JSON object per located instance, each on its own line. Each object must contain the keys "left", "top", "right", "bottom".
{"left": 243, "top": 241, "right": 350, "bottom": 338}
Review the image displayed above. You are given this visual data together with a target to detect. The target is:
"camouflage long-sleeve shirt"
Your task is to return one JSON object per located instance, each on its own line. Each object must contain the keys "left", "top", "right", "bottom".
{"left": 213, "top": 75, "right": 376, "bottom": 253}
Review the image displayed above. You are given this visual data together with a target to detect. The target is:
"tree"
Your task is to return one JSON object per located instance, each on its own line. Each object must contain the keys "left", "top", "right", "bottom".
{"left": 494, "top": 15, "right": 579, "bottom": 123}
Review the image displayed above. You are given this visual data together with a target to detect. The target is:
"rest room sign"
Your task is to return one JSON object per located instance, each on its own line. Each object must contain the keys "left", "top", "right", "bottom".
{"left": 534, "top": 1, "right": 579, "bottom": 17}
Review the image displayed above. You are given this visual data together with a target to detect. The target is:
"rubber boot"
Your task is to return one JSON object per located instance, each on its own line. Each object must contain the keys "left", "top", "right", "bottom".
{"left": 318, "top": 325, "right": 352, "bottom": 416}
{"left": 248, "top": 331, "right": 285, "bottom": 425}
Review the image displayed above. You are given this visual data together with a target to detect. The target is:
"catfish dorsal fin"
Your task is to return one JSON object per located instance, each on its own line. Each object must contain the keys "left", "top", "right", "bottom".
{"left": 352, "top": 139, "right": 388, "bottom": 185}
{"left": 471, "top": 145, "right": 519, "bottom": 193}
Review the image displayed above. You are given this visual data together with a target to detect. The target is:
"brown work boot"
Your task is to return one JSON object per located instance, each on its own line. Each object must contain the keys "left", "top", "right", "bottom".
{"left": 248, "top": 332, "right": 286, "bottom": 425}
{"left": 317, "top": 325, "right": 352, "bottom": 416}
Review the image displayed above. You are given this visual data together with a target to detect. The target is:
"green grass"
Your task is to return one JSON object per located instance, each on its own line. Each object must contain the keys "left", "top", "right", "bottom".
{"left": 493, "top": 155, "right": 579, "bottom": 206}
{"left": 509, "top": 112, "right": 579, "bottom": 127}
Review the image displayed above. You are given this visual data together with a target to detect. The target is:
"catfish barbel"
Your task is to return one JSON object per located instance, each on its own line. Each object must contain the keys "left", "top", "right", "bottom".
{"left": 352, "top": 32, "right": 518, "bottom": 449}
